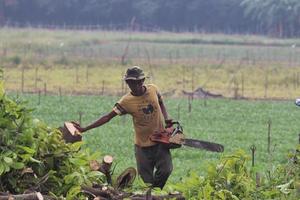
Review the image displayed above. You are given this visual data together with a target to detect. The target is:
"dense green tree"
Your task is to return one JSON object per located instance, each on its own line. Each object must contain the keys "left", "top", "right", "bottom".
{"left": 241, "top": 0, "right": 300, "bottom": 37}
{"left": 1, "top": 0, "right": 299, "bottom": 37}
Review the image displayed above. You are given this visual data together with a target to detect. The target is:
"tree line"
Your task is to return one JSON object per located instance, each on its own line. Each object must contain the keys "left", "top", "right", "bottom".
{"left": 1, "top": 0, "right": 300, "bottom": 38}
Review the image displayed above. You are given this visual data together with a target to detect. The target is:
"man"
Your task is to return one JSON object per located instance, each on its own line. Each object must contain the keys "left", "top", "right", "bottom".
{"left": 73, "top": 66, "right": 173, "bottom": 189}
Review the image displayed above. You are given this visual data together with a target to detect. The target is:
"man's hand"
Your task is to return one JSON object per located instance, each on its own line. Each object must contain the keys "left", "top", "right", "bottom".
{"left": 165, "top": 119, "right": 173, "bottom": 128}
{"left": 71, "top": 121, "right": 87, "bottom": 133}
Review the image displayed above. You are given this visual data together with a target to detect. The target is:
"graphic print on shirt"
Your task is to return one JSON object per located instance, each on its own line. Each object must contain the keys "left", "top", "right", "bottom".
{"left": 142, "top": 104, "right": 154, "bottom": 114}
{"left": 138, "top": 100, "right": 157, "bottom": 122}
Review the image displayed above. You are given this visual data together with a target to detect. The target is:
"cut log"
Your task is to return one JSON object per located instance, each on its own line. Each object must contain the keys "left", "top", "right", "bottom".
{"left": 115, "top": 167, "right": 136, "bottom": 190}
{"left": 0, "top": 192, "right": 55, "bottom": 200}
{"left": 100, "top": 155, "right": 113, "bottom": 185}
{"left": 89, "top": 155, "right": 113, "bottom": 184}
{"left": 81, "top": 185, "right": 119, "bottom": 200}
{"left": 100, "top": 155, "right": 114, "bottom": 174}
{"left": 130, "top": 194, "right": 185, "bottom": 200}
{"left": 81, "top": 185, "right": 185, "bottom": 200}
{"left": 89, "top": 160, "right": 101, "bottom": 171}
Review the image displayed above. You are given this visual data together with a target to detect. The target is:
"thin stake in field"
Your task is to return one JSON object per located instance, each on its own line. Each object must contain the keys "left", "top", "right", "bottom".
{"left": 44, "top": 83, "right": 47, "bottom": 96}
{"left": 59, "top": 87, "right": 62, "bottom": 102}
{"left": 35, "top": 67, "right": 38, "bottom": 92}
{"left": 38, "top": 90, "right": 41, "bottom": 105}
{"left": 78, "top": 111, "right": 83, "bottom": 125}
{"left": 21, "top": 67, "right": 25, "bottom": 93}
{"left": 101, "top": 80, "right": 105, "bottom": 95}
{"left": 250, "top": 145, "right": 256, "bottom": 167}
{"left": 264, "top": 71, "right": 268, "bottom": 99}
{"left": 267, "top": 119, "right": 272, "bottom": 154}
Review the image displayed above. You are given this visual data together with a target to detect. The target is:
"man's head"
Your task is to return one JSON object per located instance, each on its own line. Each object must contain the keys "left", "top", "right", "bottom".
{"left": 124, "top": 66, "right": 146, "bottom": 95}
{"left": 124, "top": 66, "right": 145, "bottom": 81}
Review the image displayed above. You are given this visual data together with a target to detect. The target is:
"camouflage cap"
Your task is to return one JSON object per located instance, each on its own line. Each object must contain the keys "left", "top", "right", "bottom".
{"left": 124, "top": 66, "right": 146, "bottom": 81}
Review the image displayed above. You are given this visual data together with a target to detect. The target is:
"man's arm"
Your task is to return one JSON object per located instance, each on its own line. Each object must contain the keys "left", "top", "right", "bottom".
{"left": 159, "top": 99, "right": 169, "bottom": 121}
{"left": 73, "top": 110, "right": 117, "bottom": 133}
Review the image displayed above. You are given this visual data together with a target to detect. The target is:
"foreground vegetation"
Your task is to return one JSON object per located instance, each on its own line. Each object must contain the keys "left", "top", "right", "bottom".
{"left": 2, "top": 80, "right": 300, "bottom": 199}
{"left": 9, "top": 92, "right": 300, "bottom": 181}
{"left": 1, "top": 28, "right": 300, "bottom": 198}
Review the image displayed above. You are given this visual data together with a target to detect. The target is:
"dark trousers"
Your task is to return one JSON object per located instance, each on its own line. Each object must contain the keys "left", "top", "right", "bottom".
{"left": 134, "top": 144, "right": 173, "bottom": 189}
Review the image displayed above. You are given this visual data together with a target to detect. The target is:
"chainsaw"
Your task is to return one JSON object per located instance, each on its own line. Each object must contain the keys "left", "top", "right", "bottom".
{"left": 150, "top": 121, "right": 224, "bottom": 152}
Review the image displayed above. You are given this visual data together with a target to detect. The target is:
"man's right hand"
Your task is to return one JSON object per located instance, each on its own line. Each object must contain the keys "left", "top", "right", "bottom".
{"left": 71, "top": 121, "right": 87, "bottom": 133}
{"left": 165, "top": 119, "right": 173, "bottom": 128}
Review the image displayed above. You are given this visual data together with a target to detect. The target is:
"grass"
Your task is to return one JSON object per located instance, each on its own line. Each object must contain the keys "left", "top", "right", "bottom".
{"left": 7, "top": 92, "right": 300, "bottom": 183}
{"left": 1, "top": 28, "right": 300, "bottom": 100}
{"left": 3, "top": 63, "right": 300, "bottom": 99}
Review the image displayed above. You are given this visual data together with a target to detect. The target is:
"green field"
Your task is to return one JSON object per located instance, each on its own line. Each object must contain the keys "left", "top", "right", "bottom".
{"left": 1, "top": 28, "right": 300, "bottom": 99}
{"left": 8, "top": 92, "right": 300, "bottom": 184}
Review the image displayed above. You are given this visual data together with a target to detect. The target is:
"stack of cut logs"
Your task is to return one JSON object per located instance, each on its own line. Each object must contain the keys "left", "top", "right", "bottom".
{"left": 0, "top": 155, "right": 184, "bottom": 200}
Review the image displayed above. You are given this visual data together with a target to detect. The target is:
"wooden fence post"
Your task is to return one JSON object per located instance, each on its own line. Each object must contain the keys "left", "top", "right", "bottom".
{"left": 188, "top": 95, "right": 192, "bottom": 113}
{"left": 44, "top": 83, "right": 47, "bottom": 96}
{"left": 182, "top": 66, "right": 186, "bottom": 91}
{"left": 264, "top": 72, "right": 268, "bottom": 99}
{"left": 101, "top": 80, "right": 105, "bottom": 95}
{"left": 21, "top": 67, "right": 25, "bottom": 93}
{"left": 78, "top": 111, "right": 83, "bottom": 125}
{"left": 241, "top": 72, "right": 244, "bottom": 98}
{"left": 267, "top": 119, "right": 272, "bottom": 154}
{"left": 250, "top": 145, "right": 256, "bottom": 167}
{"left": 204, "top": 95, "right": 207, "bottom": 107}
{"left": 177, "top": 103, "right": 181, "bottom": 120}
{"left": 59, "top": 87, "right": 62, "bottom": 102}
{"left": 35, "top": 67, "right": 38, "bottom": 92}
{"left": 191, "top": 67, "right": 195, "bottom": 101}
{"left": 38, "top": 90, "right": 41, "bottom": 105}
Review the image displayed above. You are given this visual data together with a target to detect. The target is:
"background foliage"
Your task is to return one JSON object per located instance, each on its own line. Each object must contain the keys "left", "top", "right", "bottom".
{"left": 1, "top": 0, "right": 300, "bottom": 37}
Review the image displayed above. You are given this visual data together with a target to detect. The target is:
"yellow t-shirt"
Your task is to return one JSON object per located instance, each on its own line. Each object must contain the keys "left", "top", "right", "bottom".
{"left": 113, "top": 84, "right": 164, "bottom": 147}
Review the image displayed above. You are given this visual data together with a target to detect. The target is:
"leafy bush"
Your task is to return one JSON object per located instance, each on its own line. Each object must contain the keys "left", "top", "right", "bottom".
{"left": 171, "top": 149, "right": 300, "bottom": 199}
{"left": 0, "top": 78, "right": 105, "bottom": 199}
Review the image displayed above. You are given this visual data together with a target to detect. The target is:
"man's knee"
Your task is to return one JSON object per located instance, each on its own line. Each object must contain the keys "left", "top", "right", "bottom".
{"left": 139, "top": 172, "right": 154, "bottom": 184}
{"left": 159, "top": 164, "right": 173, "bottom": 177}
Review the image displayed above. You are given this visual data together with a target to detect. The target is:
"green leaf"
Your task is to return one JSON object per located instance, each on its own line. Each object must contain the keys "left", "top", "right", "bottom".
{"left": 0, "top": 164, "right": 5, "bottom": 175}
{"left": 17, "top": 145, "right": 36, "bottom": 154}
{"left": 66, "top": 186, "right": 81, "bottom": 200}
{"left": 69, "top": 158, "right": 87, "bottom": 166}
{"left": 3, "top": 156, "right": 13, "bottom": 164}
{"left": 70, "top": 141, "right": 84, "bottom": 151}
{"left": 11, "top": 162, "right": 25, "bottom": 169}
{"left": 276, "top": 179, "right": 294, "bottom": 194}
{"left": 29, "top": 157, "right": 41, "bottom": 163}
{"left": 203, "top": 183, "right": 213, "bottom": 200}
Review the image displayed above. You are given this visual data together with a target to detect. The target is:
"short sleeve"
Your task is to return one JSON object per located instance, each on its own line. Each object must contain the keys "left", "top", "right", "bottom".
{"left": 113, "top": 103, "right": 127, "bottom": 115}
{"left": 113, "top": 96, "right": 128, "bottom": 115}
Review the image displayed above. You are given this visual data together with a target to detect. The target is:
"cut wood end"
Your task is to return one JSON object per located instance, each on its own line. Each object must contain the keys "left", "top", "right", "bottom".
{"left": 103, "top": 155, "right": 113, "bottom": 163}
{"left": 89, "top": 160, "right": 101, "bottom": 171}
{"left": 21, "top": 167, "right": 34, "bottom": 175}
{"left": 64, "top": 122, "right": 81, "bottom": 136}
{"left": 36, "top": 192, "right": 44, "bottom": 200}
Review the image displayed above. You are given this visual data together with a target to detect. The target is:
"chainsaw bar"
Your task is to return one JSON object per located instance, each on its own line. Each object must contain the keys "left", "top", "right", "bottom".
{"left": 183, "top": 139, "right": 224, "bottom": 152}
